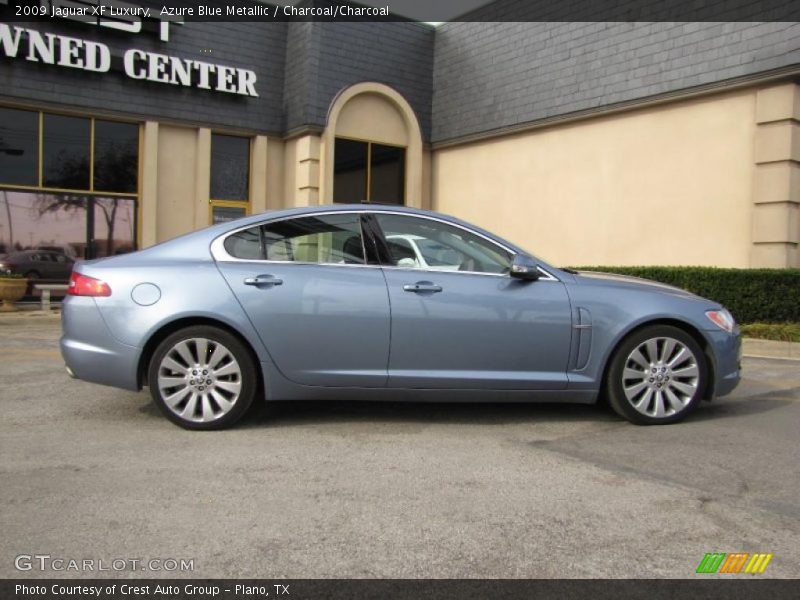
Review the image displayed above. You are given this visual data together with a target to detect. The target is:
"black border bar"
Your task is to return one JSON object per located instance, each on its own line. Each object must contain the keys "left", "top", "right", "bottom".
{"left": 3, "top": 579, "right": 800, "bottom": 600}
{"left": 1, "top": 0, "right": 799, "bottom": 22}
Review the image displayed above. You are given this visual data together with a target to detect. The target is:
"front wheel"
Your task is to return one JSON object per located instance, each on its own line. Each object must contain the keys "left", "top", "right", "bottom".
{"left": 148, "top": 326, "right": 257, "bottom": 430}
{"left": 605, "top": 325, "right": 707, "bottom": 425}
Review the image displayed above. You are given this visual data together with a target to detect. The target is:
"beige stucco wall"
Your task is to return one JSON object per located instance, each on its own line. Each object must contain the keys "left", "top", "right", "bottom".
{"left": 432, "top": 89, "right": 759, "bottom": 267}
{"left": 752, "top": 83, "right": 800, "bottom": 267}
{"left": 140, "top": 123, "right": 276, "bottom": 245}
{"left": 156, "top": 125, "right": 198, "bottom": 242}
{"left": 320, "top": 82, "right": 423, "bottom": 208}
{"left": 335, "top": 92, "right": 409, "bottom": 145}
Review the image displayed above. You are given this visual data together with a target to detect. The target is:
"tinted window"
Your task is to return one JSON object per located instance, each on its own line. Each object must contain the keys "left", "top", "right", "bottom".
{"left": 94, "top": 120, "right": 138, "bottom": 193}
{"left": 333, "top": 139, "right": 367, "bottom": 203}
{"left": 375, "top": 214, "right": 512, "bottom": 274}
{"left": 93, "top": 197, "right": 137, "bottom": 257}
{"left": 333, "top": 139, "right": 406, "bottom": 204}
{"left": 263, "top": 214, "right": 365, "bottom": 264}
{"left": 211, "top": 134, "right": 249, "bottom": 201}
{"left": 370, "top": 144, "right": 404, "bottom": 204}
{"left": 0, "top": 107, "right": 38, "bottom": 186}
{"left": 224, "top": 226, "right": 262, "bottom": 260}
{"left": 43, "top": 114, "right": 90, "bottom": 189}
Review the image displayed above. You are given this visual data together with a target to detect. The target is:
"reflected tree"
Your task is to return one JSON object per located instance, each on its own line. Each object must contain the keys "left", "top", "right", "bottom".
{"left": 1, "top": 190, "right": 13, "bottom": 251}
{"left": 34, "top": 140, "right": 136, "bottom": 257}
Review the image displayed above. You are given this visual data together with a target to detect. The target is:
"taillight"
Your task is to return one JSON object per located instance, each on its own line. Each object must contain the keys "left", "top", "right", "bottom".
{"left": 68, "top": 272, "right": 111, "bottom": 297}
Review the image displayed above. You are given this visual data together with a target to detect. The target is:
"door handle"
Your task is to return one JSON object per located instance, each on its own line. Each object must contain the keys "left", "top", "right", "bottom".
{"left": 403, "top": 282, "right": 442, "bottom": 293}
{"left": 244, "top": 275, "right": 283, "bottom": 287}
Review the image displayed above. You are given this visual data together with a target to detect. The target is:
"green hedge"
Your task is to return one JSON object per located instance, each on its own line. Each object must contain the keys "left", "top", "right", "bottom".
{"left": 570, "top": 267, "right": 800, "bottom": 324}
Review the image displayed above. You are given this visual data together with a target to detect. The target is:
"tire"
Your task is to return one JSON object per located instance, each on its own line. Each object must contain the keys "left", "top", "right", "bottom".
{"left": 148, "top": 325, "right": 257, "bottom": 430}
{"left": 605, "top": 325, "right": 707, "bottom": 425}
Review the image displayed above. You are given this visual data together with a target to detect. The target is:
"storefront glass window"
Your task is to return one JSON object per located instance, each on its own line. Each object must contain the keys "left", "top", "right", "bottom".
{"left": 43, "top": 114, "right": 90, "bottom": 190}
{"left": 0, "top": 107, "right": 38, "bottom": 187}
{"left": 0, "top": 190, "right": 86, "bottom": 260}
{"left": 333, "top": 138, "right": 368, "bottom": 203}
{"left": 94, "top": 120, "right": 139, "bottom": 193}
{"left": 93, "top": 197, "right": 137, "bottom": 258}
{"left": 211, "top": 134, "right": 250, "bottom": 201}
{"left": 0, "top": 190, "right": 136, "bottom": 267}
{"left": 370, "top": 144, "right": 405, "bottom": 205}
{"left": 333, "top": 138, "right": 405, "bottom": 204}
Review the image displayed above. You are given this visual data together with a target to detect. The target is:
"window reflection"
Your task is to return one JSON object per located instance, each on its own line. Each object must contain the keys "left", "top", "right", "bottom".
{"left": 0, "top": 107, "right": 38, "bottom": 186}
{"left": 333, "top": 138, "right": 405, "bottom": 204}
{"left": 43, "top": 114, "right": 91, "bottom": 190}
{"left": 94, "top": 120, "right": 138, "bottom": 193}
{"left": 93, "top": 197, "right": 136, "bottom": 258}
{"left": 211, "top": 134, "right": 250, "bottom": 201}
{"left": 0, "top": 190, "right": 136, "bottom": 268}
{"left": 333, "top": 138, "right": 368, "bottom": 203}
{"left": 370, "top": 143, "right": 404, "bottom": 204}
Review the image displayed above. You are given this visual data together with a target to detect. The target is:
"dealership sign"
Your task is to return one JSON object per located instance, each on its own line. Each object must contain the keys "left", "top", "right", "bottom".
{"left": 0, "top": 21, "right": 259, "bottom": 97}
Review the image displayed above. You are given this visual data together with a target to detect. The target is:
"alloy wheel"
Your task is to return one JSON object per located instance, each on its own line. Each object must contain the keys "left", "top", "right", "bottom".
{"left": 621, "top": 336, "right": 700, "bottom": 418}
{"left": 156, "top": 337, "right": 242, "bottom": 423}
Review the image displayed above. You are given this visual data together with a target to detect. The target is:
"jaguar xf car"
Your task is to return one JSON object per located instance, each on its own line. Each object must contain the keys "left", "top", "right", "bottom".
{"left": 60, "top": 205, "right": 741, "bottom": 430}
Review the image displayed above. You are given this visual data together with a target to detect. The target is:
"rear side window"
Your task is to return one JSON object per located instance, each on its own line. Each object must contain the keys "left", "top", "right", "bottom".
{"left": 263, "top": 214, "right": 365, "bottom": 264}
{"left": 224, "top": 226, "right": 262, "bottom": 260}
{"left": 222, "top": 214, "right": 366, "bottom": 264}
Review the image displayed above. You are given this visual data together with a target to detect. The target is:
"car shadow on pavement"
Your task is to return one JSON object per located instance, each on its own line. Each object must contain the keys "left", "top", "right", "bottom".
{"left": 132, "top": 389, "right": 794, "bottom": 429}
{"left": 241, "top": 400, "right": 621, "bottom": 428}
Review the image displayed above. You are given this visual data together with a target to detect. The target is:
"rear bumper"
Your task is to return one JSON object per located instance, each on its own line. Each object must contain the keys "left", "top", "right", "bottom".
{"left": 707, "top": 329, "right": 741, "bottom": 398}
{"left": 60, "top": 296, "right": 140, "bottom": 391}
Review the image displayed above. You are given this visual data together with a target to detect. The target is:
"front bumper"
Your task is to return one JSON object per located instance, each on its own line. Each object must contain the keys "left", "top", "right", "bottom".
{"left": 706, "top": 329, "right": 741, "bottom": 398}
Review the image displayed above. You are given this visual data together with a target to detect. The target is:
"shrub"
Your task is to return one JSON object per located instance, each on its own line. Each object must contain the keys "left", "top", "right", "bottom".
{"left": 570, "top": 267, "right": 800, "bottom": 324}
{"left": 740, "top": 323, "right": 800, "bottom": 343}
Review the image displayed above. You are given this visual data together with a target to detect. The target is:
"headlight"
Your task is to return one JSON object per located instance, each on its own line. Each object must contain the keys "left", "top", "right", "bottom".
{"left": 706, "top": 309, "right": 735, "bottom": 333}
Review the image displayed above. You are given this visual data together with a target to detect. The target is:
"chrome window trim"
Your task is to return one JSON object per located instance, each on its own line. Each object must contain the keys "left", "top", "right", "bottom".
{"left": 210, "top": 209, "right": 561, "bottom": 282}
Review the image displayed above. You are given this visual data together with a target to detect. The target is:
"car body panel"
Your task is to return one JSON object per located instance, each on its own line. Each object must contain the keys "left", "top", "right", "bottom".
{"left": 60, "top": 204, "right": 741, "bottom": 411}
{"left": 216, "top": 261, "right": 391, "bottom": 387}
{"left": 381, "top": 268, "right": 572, "bottom": 389}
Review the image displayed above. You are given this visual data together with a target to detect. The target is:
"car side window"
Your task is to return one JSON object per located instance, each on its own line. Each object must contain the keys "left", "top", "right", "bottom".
{"left": 224, "top": 214, "right": 366, "bottom": 265}
{"left": 374, "top": 214, "right": 512, "bottom": 275}
{"left": 224, "top": 226, "right": 262, "bottom": 260}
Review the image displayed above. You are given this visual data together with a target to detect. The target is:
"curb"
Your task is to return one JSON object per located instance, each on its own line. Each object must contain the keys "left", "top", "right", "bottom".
{"left": 741, "top": 338, "right": 800, "bottom": 361}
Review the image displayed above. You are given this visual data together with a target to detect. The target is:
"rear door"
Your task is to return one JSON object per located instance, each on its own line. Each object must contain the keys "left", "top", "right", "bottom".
{"left": 215, "top": 212, "right": 391, "bottom": 387}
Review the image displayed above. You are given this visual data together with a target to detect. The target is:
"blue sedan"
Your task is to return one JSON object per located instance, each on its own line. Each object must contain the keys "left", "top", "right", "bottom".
{"left": 60, "top": 205, "right": 741, "bottom": 429}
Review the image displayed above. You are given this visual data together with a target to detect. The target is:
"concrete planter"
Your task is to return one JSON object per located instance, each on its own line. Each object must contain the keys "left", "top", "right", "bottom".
{"left": 0, "top": 278, "right": 27, "bottom": 312}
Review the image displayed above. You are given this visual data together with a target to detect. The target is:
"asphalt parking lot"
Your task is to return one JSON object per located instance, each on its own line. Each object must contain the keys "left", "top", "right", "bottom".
{"left": 1, "top": 316, "right": 798, "bottom": 579}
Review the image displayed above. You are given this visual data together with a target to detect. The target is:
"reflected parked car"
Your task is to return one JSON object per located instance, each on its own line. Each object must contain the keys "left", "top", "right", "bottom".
{"left": 386, "top": 234, "right": 462, "bottom": 271}
{"left": 0, "top": 250, "right": 74, "bottom": 282}
{"left": 60, "top": 205, "right": 741, "bottom": 430}
{"left": 37, "top": 244, "right": 78, "bottom": 260}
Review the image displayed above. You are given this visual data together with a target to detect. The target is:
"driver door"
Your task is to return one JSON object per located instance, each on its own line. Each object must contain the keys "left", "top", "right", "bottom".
{"left": 370, "top": 212, "right": 572, "bottom": 390}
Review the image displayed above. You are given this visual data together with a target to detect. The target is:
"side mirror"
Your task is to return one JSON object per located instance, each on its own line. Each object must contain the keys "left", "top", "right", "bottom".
{"left": 509, "top": 255, "right": 540, "bottom": 281}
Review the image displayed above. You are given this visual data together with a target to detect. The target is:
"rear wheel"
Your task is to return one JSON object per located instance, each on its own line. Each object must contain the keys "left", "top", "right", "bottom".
{"left": 148, "top": 325, "right": 256, "bottom": 430}
{"left": 605, "top": 325, "right": 706, "bottom": 425}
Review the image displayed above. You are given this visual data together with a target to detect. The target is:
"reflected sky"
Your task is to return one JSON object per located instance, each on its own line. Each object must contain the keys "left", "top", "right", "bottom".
{"left": 0, "top": 190, "right": 134, "bottom": 255}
